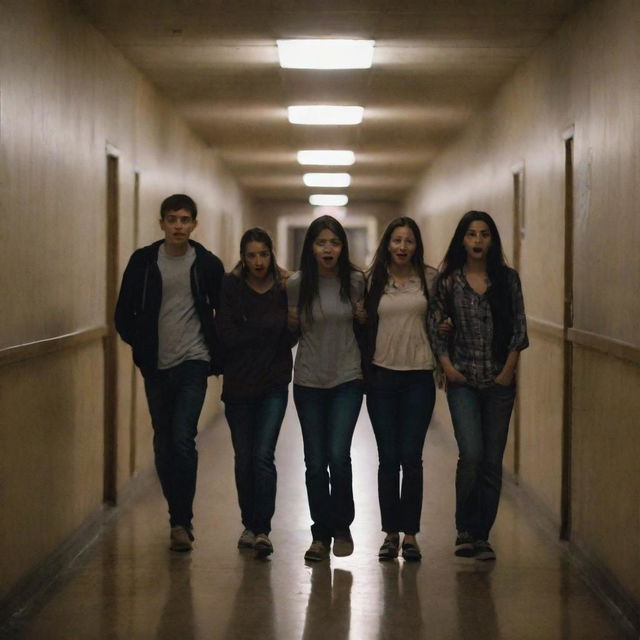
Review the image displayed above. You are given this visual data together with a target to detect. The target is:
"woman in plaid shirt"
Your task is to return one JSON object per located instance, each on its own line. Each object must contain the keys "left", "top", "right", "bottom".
{"left": 428, "top": 211, "right": 528, "bottom": 561}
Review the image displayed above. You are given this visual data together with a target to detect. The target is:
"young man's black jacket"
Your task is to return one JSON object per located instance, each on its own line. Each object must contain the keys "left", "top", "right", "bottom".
{"left": 115, "top": 239, "right": 224, "bottom": 378}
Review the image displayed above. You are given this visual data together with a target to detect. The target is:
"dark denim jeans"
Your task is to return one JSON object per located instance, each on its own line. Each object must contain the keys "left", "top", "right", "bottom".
{"left": 446, "top": 381, "right": 516, "bottom": 540}
{"left": 293, "top": 379, "right": 364, "bottom": 543}
{"left": 366, "top": 366, "right": 436, "bottom": 534}
{"left": 224, "top": 386, "right": 288, "bottom": 535}
{"left": 144, "top": 359, "right": 209, "bottom": 529}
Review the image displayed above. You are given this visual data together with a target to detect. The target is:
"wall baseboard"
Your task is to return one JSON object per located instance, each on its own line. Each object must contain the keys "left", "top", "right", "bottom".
{"left": 503, "top": 473, "right": 639, "bottom": 638}
{"left": 0, "top": 468, "right": 155, "bottom": 633}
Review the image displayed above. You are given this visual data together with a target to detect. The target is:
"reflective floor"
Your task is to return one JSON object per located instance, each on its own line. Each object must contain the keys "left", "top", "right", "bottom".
{"left": 4, "top": 396, "right": 635, "bottom": 639}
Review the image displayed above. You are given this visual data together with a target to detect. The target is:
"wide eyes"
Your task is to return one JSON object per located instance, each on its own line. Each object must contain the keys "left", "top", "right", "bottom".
{"left": 466, "top": 232, "right": 490, "bottom": 239}
{"left": 391, "top": 238, "right": 414, "bottom": 245}
{"left": 165, "top": 216, "right": 193, "bottom": 225}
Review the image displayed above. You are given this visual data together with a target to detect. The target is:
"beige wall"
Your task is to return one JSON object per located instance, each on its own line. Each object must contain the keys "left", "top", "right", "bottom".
{"left": 0, "top": 0, "right": 247, "bottom": 600}
{"left": 406, "top": 0, "right": 639, "bottom": 609}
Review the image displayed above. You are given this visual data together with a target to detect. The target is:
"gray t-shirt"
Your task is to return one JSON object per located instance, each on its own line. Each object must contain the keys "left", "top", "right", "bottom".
{"left": 287, "top": 271, "right": 363, "bottom": 388}
{"left": 157, "top": 244, "right": 210, "bottom": 370}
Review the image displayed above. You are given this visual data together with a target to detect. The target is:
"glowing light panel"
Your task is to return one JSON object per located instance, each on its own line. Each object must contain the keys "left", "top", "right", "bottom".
{"left": 309, "top": 194, "right": 349, "bottom": 206}
{"left": 277, "top": 39, "right": 375, "bottom": 69}
{"left": 298, "top": 150, "right": 355, "bottom": 166}
{"left": 288, "top": 106, "right": 363, "bottom": 125}
{"left": 303, "top": 173, "right": 351, "bottom": 187}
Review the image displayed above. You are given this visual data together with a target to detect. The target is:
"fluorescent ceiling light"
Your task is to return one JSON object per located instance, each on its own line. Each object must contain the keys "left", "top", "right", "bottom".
{"left": 288, "top": 106, "right": 363, "bottom": 126}
{"left": 277, "top": 39, "right": 375, "bottom": 69}
{"left": 309, "top": 194, "right": 349, "bottom": 206}
{"left": 303, "top": 173, "right": 351, "bottom": 188}
{"left": 298, "top": 150, "right": 355, "bottom": 166}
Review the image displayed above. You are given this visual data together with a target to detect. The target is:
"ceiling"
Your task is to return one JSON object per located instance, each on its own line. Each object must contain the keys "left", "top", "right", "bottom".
{"left": 75, "top": 0, "right": 586, "bottom": 205}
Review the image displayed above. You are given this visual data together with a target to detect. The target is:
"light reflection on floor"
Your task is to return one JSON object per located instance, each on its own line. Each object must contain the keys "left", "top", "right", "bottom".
{"left": 4, "top": 394, "right": 634, "bottom": 639}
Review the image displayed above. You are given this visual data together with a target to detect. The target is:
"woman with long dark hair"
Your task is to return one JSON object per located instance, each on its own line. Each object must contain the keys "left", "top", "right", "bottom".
{"left": 287, "top": 215, "right": 365, "bottom": 562}
{"left": 217, "top": 228, "right": 294, "bottom": 557}
{"left": 428, "top": 211, "right": 528, "bottom": 561}
{"left": 364, "top": 217, "right": 437, "bottom": 562}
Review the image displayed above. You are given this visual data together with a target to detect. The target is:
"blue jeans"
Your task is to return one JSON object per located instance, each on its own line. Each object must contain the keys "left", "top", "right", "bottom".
{"left": 446, "top": 382, "right": 516, "bottom": 540}
{"left": 366, "top": 367, "right": 436, "bottom": 535}
{"left": 293, "top": 380, "right": 364, "bottom": 543}
{"left": 224, "top": 386, "right": 288, "bottom": 535}
{"left": 144, "top": 360, "right": 209, "bottom": 529}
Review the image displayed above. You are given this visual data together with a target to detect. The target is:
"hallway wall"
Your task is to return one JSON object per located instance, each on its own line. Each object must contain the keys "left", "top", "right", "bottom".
{"left": 0, "top": 0, "right": 246, "bottom": 602}
{"left": 406, "top": 0, "right": 639, "bottom": 614}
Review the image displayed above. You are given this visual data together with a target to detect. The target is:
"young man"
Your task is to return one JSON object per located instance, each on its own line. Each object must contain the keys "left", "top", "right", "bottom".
{"left": 115, "top": 194, "right": 224, "bottom": 551}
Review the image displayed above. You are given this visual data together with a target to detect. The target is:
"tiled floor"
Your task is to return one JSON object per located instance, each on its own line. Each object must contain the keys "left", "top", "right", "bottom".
{"left": 3, "top": 396, "right": 635, "bottom": 639}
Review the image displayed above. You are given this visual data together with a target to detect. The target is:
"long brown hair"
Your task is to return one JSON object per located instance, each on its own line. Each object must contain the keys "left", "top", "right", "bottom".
{"left": 232, "top": 227, "right": 282, "bottom": 283}
{"left": 366, "top": 216, "right": 429, "bottom": 310}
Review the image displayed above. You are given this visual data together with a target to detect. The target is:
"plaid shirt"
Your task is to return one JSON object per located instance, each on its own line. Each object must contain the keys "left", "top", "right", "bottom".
{"left": 427, "top": 267, "right": 528, "bottom": 388}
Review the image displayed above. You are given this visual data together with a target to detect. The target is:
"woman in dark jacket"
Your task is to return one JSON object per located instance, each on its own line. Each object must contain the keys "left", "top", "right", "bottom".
{"left": 217, "top": 228, "right": 294, "bottom": 557}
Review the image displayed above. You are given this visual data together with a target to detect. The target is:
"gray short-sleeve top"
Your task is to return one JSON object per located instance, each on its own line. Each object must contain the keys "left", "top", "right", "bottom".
{"left": 287, "top": 271, "right": 363, "bottom": 388}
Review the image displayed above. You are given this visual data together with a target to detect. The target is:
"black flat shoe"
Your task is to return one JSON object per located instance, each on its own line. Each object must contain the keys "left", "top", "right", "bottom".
{"left": 378, "top": 534, "right": 400, "bottom": 561}
{"left": 401, "top": 542, "right": 422, "bottom": 562}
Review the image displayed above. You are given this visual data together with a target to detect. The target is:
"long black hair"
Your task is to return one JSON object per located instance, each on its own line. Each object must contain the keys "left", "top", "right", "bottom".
{"left": 298, "top": 215, "right": 356, "bottom": 322}
{"left": 440, "top": 210, "right": 514, "bottom": 362}
{"left": 366, "top": 216, "right": 429, "bottom": 309}
{"left": 440, "top": 210, "right": 507, "bottom": 279}
{"left": 233, "top": 227, "right": 281, "bottom": 283}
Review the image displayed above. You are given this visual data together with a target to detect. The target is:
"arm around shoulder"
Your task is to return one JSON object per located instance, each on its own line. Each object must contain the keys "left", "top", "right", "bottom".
{"left": 426, "top": 272, "right": 452, "bottom": 356}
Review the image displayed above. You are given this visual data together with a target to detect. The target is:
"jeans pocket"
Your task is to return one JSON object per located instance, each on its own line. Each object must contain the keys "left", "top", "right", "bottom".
{"left": 492, "top": 381, "right": 516, "bottom": 397}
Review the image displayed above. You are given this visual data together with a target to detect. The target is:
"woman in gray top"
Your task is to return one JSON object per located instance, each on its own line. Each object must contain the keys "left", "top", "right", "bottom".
{"left": 286, "top": 215, "right": 366, "bottom": 562}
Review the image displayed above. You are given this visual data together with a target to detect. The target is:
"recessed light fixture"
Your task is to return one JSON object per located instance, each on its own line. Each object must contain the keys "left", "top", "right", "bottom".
{"left": 309, "top": 194, "right": 349, "bottom": 206}
{"left": 277, "top": 39, "right": 375, "bottom": 69}
{"left": 303, "top": 173, "right": 351, "bottom": 188}
{"left": 298, "top": 150, "right": 355, "bottom": 166}
{"left": 288, "top": 106, "right": 364, "bottom": 126}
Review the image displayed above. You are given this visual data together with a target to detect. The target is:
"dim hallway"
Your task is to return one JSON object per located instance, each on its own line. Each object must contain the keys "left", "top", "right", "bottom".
{"left": 2, "top": 395, "right": 633, "bottom": 640}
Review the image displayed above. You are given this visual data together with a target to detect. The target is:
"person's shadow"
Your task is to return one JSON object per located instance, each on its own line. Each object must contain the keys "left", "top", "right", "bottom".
{"left": 376, "top": 560, "right": 424, "bottom": 639}
{"left": 221, "top": 554, "right": 276, "bottom": 640}
{"left": 156, "top": 554, "right": 196, "bottom": 640}
{"left": 455, "top": 562, "right": 499, "bottom": 638}
{"left": 302, "top": 563, "right": 353, "bottom": 640}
